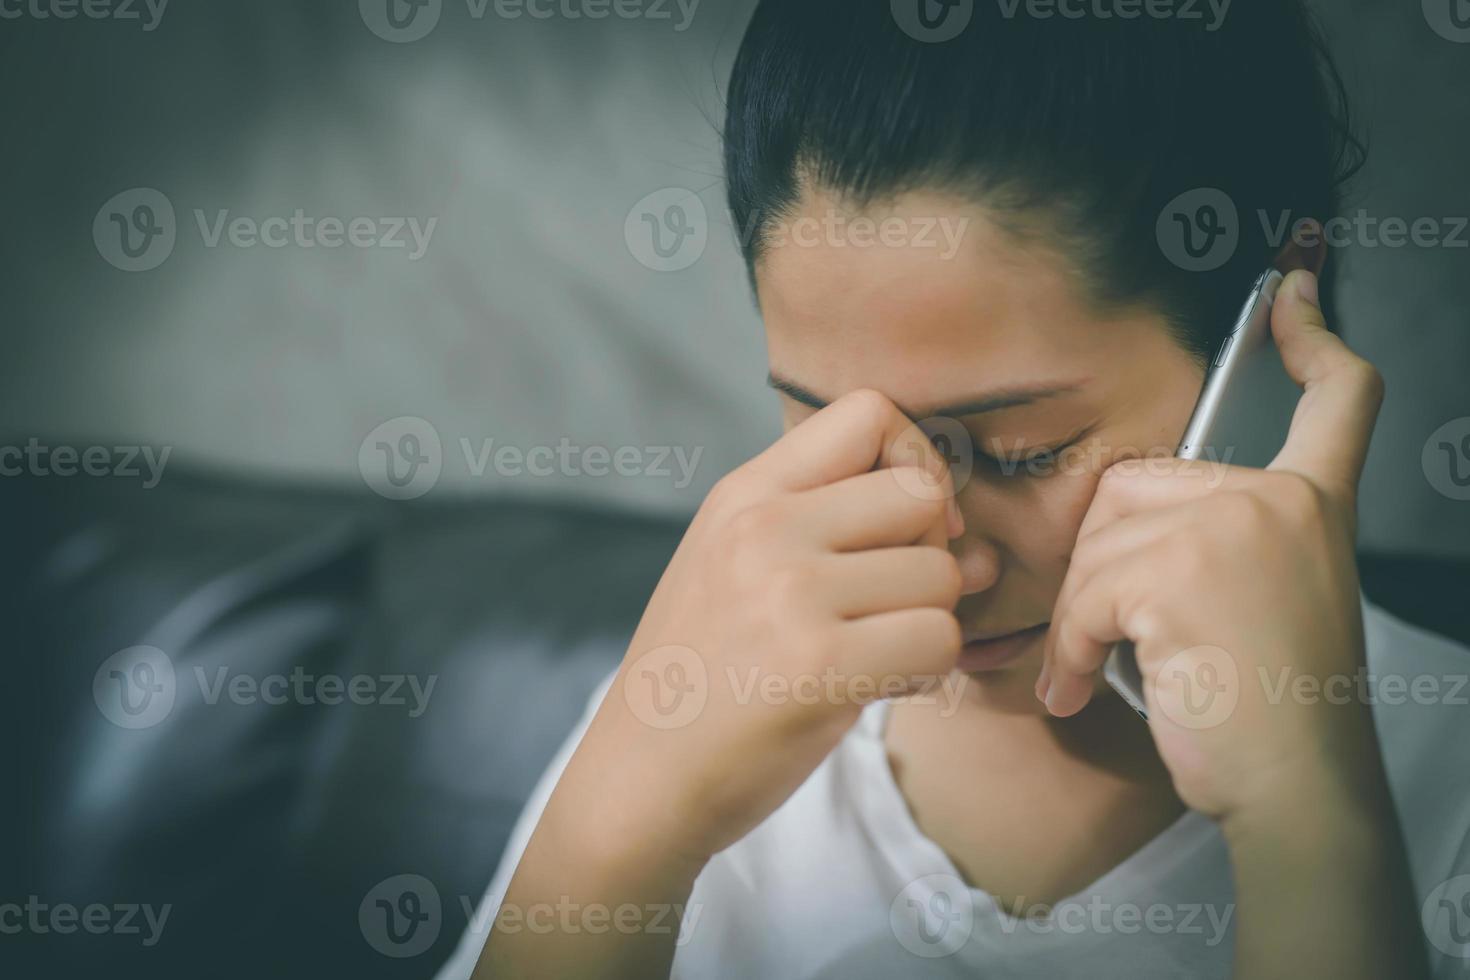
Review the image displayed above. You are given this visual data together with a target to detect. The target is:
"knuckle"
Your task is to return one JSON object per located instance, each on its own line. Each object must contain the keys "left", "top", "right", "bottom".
{"left": 1356, "top": 360, "right": 1386, "bottom": 406}
{"left": 790, "top": 625, "right": 840, "bottom": 676}
{"left": 1218, "top": 489, "right": 1270, "bottom": 528}
{"left": 1052, "top": 628, "right": 1092, "bottom": 675}
{"left": 841, "top": 387, "right": 896, "bottom": 423}
{"left": 917, "top": 491, "right": 950, "bottom": 522}
{"left": 766, "top": 563, "right": 818, "bottom": 606}
{"left": 921, "top": 608, "right": 963, "bottom": 656}
{"left": 935, "top": 551, "right": 964, "bottom": 602}
{"left": 1162, "top": 535, "right": 1208, "bottom": 584}
{"left": 1096, "top": 460, "right": 1132, "bottom": 495}
{"left": 1272, "top": 472, "right": 1327, "bottom": 523}
{"left": 886, "top": 470, "right": 950, "bottom": 516}
{"left": 728, "top": 498, "right": 783, "bottom": 541}
{"left": 705, "top": 472, "right": 754, "bottom": 515}
{"left": 1069, "top": 532, "right": 1102, "bottom": 578}
{"left": 939, "top": 612, "right": 963, "bottom": 655}
{"left": 725, "top": 504, "right": 785, "bottom": 584}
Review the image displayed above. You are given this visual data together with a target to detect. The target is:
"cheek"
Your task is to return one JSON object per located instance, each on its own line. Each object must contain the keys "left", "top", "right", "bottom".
{"left": 957, "top": 470, "right": 1102, "bottom": 575}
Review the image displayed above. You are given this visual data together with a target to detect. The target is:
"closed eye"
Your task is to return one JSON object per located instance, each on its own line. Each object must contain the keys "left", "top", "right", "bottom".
{"left": 949, "top": 427, "right": 1092, "bottom": 477}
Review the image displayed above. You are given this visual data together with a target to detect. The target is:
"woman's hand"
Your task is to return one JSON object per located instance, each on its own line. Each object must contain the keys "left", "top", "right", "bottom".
{"left": 572, "top": 388, "right": 965, "bottom": 867}
{"left": 482, "top": 390, "right": 965, "bottom": 980}
{"left": 1037, "top": 269, "right": 1385, "bottom": 823}
{"left": 1038, "top": 270, "right": 1426, "bottom": 980}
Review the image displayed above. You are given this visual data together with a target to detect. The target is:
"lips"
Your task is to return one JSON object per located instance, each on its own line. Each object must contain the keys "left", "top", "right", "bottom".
{"left": 956, "top": 622, "right": 1049, "bottom": 673}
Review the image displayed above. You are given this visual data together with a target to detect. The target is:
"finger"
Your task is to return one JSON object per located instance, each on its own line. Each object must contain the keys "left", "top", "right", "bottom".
{"left": 1049, "top": 503, "right": 1200, "bottom": 652}
{"left": 838, "top": 607, "right": 961, "bottom": 694}
{"left": 818, "top": 547, "right": 961, "bottom": 618}
{"left": 748, "top": 390, "right": 963, "bottom": 536}
{"left": 1267, "top": 269, "right": 1384, "bottom": 493}
{"left": 1043, "top": 549, "right": 1161, "bottom": 717}
{"left": 798, "top": 468, "right": 952, "bottom": 551}
{"left": 1075, "top": 459, "right": 1245, "bottom": 541}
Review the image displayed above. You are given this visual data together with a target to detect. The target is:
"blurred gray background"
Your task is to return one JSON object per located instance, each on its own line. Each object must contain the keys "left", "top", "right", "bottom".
{"left": 2, "top": 0, "right": 1466, "bottom": 554}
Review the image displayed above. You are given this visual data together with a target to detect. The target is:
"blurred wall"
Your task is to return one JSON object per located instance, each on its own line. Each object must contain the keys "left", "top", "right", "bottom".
{"left": 1, "top": 0, "right": 1466, "bottom": 554}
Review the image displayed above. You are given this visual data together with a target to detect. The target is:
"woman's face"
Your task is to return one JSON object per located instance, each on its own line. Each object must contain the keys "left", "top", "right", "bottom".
{"left": 756, "top": 188, "right": 1206, "bottom": 706}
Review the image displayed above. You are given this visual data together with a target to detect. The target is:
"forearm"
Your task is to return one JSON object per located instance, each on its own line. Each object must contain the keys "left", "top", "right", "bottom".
{"left": 1223, "top": 760, "right": 1428, "bottom": 979}
{"left": 472, "top": 793, "right": 704, "bottom": 980}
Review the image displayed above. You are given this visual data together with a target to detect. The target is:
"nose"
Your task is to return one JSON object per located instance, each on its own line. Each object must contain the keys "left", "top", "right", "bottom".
{"left": 951, "top": 532, "right": 1001, "bottom": 596}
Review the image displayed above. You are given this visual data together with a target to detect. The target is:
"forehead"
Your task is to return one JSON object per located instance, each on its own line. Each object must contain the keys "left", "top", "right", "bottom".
{"left": 755, "top": 188, "right": 1169, "bottom": 414}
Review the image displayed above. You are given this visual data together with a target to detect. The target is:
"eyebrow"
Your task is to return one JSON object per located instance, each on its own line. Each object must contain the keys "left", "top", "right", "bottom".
{"left": 766, "top": 372, "right": 1086, "bottom": 419}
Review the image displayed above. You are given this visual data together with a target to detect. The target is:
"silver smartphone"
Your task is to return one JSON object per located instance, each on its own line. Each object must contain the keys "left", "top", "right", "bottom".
{"left": 1102, "top": 268, "right": 1290, "bottom": 718}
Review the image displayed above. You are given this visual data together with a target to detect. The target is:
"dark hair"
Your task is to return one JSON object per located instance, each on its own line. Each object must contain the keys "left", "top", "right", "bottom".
{"left": 723, "top": 1, "right": 1364, "bottom": 361}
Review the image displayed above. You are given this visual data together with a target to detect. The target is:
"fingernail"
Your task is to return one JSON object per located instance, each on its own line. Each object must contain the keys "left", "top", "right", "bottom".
{"left": 946, "top": 497, "right": 965, "bottom": 538}
{"left": 1294, "top": 270, "right": 1319, "bottom": 308}
{"left": 1043, "top": 684, "right": 1062, "bottom": 715}
{"left": 1034, "top": 664, "right": 1050, "bottom": 702}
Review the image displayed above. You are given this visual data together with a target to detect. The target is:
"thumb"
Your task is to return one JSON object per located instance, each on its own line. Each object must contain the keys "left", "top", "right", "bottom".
{"left": 1277, "top": 267, "right": 1328, "bottom": 330}
{"left": 1268, "top": 269, "right": 1384, "bottom": 493}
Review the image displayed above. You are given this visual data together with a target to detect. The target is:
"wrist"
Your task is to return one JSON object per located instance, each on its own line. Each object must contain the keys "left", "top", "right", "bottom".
{"left": 1219, "top": 744, "right": 1397, "bottom": 864}
{"left": 538, "top": 767, "right": 710, "bottom": 895}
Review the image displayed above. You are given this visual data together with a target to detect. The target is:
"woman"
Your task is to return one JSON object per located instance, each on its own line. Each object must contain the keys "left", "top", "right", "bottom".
{"left": 443, "top": 3, "right": 1469, "bottom": 977}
